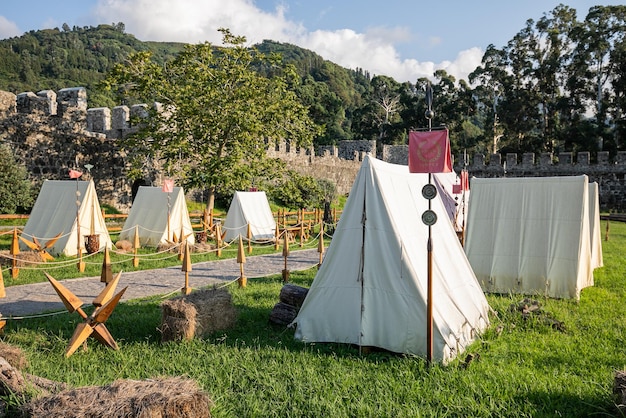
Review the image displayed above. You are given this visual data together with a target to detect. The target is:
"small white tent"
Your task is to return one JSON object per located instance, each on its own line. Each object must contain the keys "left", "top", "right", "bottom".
{"left": 119, "top": 186, "right": 195, "bottom": 247}
{"left": 21, "top": 180, "right": 112, "bottom": 257}
{"left": 292, "top": 156, "right": 490, "bottom": 363}
{"left": 464, "top": 175, "right": 599, "bottom": 300}
{"left": 223, "top": 191, "right": 276, "bottom": 242}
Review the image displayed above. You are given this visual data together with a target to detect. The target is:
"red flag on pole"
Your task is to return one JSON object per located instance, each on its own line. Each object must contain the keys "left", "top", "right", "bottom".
{"left": 408, "top": 129, "right": 453, "bottom": 173}
{"left": 161, "top": 178, "right": 174, "bottom": 193}
{"left": 68, "top": 169, "right": 83, "bottom": 179}
{"left": 460, "top": 170, "right": 469, "bottom": 191}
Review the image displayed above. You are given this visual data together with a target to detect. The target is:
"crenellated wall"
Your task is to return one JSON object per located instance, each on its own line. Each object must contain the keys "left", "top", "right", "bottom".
{"left": 2, "top": 87, "right": 626, "bottom": 211}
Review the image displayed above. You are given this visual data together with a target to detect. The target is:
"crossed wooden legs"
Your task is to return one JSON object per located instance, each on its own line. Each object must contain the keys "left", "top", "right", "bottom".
{"left": 45, "top": 272, "right": 127, "bottom": 357}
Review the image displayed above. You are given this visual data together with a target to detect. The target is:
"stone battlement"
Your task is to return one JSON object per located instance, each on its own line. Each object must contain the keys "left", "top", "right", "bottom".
{"left": 2, "top": 87, "right": 626, "bottom": 210}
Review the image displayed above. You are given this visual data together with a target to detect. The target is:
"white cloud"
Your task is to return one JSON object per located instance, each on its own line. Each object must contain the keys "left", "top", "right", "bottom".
{"left": 0, "top": 16, "right": 21, "bottom": 39}
{"left": 93, "top": 0, "right": 481, "bottom": 83}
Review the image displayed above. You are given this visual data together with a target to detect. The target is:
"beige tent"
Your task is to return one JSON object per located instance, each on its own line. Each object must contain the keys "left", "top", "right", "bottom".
{"left": 465, "top": 175, "right": 600, "bottom": 299}
{"left": 21, "top": 180, "right": 112, "bottom": 256}
{"left": 292, "top": 155, "right": 490, "bottom": 363}
{"left": 223, "top": 191, "right": 276, "bottom": 242}
{"left": 119, "top": 186, "right": 195, "bottom": 247}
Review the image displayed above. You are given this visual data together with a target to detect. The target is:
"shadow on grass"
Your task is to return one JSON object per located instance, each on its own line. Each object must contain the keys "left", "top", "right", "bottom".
{"left": 513, "top": 389, "right": 619, "bottom": 418}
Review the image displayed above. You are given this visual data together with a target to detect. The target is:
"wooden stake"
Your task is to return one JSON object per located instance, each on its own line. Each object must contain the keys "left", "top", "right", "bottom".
{"left": 274, "top": 224, "right": 280, "bottom": 251}
{"left": 282, "top": 231, "right": 290, "bottom": 282}
{"left": 100, "top": 246, "right": 113, "bottom": 284}
{"left": 247, "top": 223, "right": 252, "bottom": 254}
{"left": 133, "top": 225, "right": 140, "bottom": 268}
{"left": 181, "top": 242, "right": 192, "bottom": 295}
{"left": 237, "top": 235, "right": 247, "bottom": 288}
{"left": 215, "top": 223, "right": 222, "bottom": 257}
{"left": 605, "top": 218, "right": 610, "bottom": 241}
{"left": 10, "top": 228, "right": 19, "bottom": 279}
{"left": 317, "top": 222, "right": 325, "bottom": 268}
{"left": 0, "top": 266, "right": 5, "bottom": 298}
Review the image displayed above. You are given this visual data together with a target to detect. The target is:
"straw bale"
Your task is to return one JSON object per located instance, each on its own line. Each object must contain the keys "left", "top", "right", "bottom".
{"left": 160, "top": 288, "right": 237, "bottom": 342}
{"left": 0, "top": 250, "right": 40, "bottom": 268}
{"left": 21, "top": 376, "right": 212, "bottom": 418}
{"left": 114, "top": 240, "right": 133, "bottom": 252}
{"left": 0, "top": 341, "right": 28, "bottom": 369}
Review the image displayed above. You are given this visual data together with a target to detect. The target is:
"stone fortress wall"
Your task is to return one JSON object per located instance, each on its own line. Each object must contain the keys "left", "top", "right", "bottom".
{"left": 1, "top": 86, "right": 626, "bottom": 211}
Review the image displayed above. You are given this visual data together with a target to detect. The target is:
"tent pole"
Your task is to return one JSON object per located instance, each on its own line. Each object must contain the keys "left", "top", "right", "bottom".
{"left": 427, "top": 173, "right": 433, "bottom": 365}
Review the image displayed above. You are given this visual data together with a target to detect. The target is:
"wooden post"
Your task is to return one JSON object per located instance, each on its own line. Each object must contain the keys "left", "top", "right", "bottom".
{"left": 247, "top": 223, "right": 252, "bottom": 254}
{"left": 299, "top": 220, "right": 305, "bottom": 247}
{"left": 317, "top": 222, "right": 325, "bottom": 268}
{"left": 0, "top": 265, "right": 5, "bottom": 298}
{"left": 181, "top": 242, "right": 192, "bottom": 295}
{"left": 282, "top": 231, "right": 290, "bottom": 282}
{"left": 100, "top": 246, "right": 113, "bottom": 285}
{"left": 605, "top": 218, "right": 610, "bottom": 241}
{"left": 237, "top": 236, "right": 247, "bottom": 288}
{"left": 10, "top": 228, "right": 19, "bottom": 279}
{"left": 274, "top": 224, "right": 280, "bottom": 251}
{"left": 215, "top": 223, "right": 222, "bottom": 257}
{"left": 132, "top": 225, "right": 140, "bottom": 268}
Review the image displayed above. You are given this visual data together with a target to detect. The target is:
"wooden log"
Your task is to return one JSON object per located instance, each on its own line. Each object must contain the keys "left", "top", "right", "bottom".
{"left": 0, "top": 356, "right": 26, "bottom": 396}
{"left": 279, "top": 284, "right": 308, "bottom": 308}
{"left": 269, "top": 302, "right": 298, "bottom": 326}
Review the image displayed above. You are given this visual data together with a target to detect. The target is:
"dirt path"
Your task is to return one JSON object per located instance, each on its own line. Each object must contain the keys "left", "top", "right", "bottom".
{"left": 0, "top": 249, "right": 320, "bottom": 317}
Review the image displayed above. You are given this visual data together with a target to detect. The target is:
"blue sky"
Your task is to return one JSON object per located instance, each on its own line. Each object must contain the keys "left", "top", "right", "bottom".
{"left": 0, "top": 1, "right": 622, "bottom": 83}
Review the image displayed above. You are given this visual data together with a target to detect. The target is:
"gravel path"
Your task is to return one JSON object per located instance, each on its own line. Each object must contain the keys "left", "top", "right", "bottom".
{"left": 0, "top": 249, "right": 320, "bottom": 317}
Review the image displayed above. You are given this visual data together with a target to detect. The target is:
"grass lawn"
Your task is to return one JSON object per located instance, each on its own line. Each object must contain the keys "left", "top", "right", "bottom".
{"left": 1, "top": 221, "right": 625, "bottom": 417}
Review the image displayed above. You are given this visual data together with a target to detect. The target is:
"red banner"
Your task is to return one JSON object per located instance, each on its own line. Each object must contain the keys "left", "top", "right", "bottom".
{"left": 161, "top": 178, "right": 174, "bottom": 193}
{"left": 408, "top": 130, "right": 452, "bottom": 173}
{"left": 68, "top": 169, "right": 83, "bottom": 179}
{"left": 460, "top": 170, "right": 469, "bottom": 191}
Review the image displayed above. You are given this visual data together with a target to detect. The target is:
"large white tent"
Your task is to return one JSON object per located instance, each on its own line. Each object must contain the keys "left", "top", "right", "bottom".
{"left": 119, "top": 186, "right": 195, "bottom": 247}
{"left": 21, "top": 180, "right": 112, "bottom": 256}
{"left": 223, "top": 191, "right": 276, "bottom": 242}
{"left": 292, "top": 155, "right": 490, "bottom": 363}
{"left": 464, "top": 175, "right": 601, "bottom": 300}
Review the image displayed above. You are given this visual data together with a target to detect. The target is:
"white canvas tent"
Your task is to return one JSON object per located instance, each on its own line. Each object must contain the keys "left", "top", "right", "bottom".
{"left": 21, "top": 180, "right": 112, "bottom": 257}
{"left": 223, "top": 191, "right": 276, "bottom": 242}
{"left": 119, "top": 186, "right": 195, "bottom": 247}
{"left": 292, "top": 155, "right": 490, "bottom": 363}
{"left": 433, "top": 171, "right": 469, "bottom": 233}
{"left": 464, "top": 175, "right": 600, "bottom": 300}
{"left": 588, "top": 182, "right": 603, "bottom": 270}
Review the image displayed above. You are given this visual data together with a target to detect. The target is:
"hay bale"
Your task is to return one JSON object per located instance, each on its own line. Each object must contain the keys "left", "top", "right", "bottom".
{"left": 0, "top": 250, "right": 40, "bottom": 268}
{"left": 0, "top": 341, "right": 28, "bottom": 370}
{"left": 160, "top": 288, "right": 237, "bottom": 343}
{"left": 21, "top": 376, "right": 212, "bottom": 418}
{"left": 115, "top": 240, "right": 133, "bottom": 252}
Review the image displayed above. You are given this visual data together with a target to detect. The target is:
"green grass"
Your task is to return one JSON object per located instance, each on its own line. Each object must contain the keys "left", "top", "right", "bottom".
{"left": 1, "top": 222, "right": 625, "bottom": 417}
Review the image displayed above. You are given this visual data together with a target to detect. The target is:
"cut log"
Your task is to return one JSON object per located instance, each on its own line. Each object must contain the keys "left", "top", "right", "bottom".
{"left": 279, "top": 284, "right": 308, "bottom": 308}
{"left": 0, "top": 356, "right": 27, "bottom": 396}
{"left": 269, "top": 302, "right": 298, "bottom": 326}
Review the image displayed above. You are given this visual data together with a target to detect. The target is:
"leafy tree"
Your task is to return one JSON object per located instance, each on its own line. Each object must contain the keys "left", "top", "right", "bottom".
{"left": 269, "top": 170, "right": 324, "bottom": 210}
{"left": 103, "top": 28, "right": 321, "bottom": 211}
{"left": 0, "top": 144, "right": 33, "bottom": 214}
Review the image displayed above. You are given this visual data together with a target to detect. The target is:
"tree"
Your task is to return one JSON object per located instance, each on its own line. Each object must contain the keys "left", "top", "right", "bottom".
{"left": 0, "top": 144, "right": 33, "bottom": 214}
{"left": 103, "top": 29, "right": 321, "bottom": 210}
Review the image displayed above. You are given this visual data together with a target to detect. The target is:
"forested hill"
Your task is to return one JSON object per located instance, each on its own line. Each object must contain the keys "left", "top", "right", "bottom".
{"left": 1, "top": 6, "right": 626, "bottom": 157}
{"left": 0, "top": 24, "right": 374, "bottom": 146}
